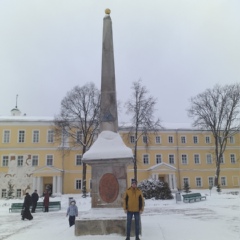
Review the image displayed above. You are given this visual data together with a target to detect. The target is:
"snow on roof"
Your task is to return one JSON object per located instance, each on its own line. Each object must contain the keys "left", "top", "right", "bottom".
{"left": 161, "top": 122, "right": 194, "bottom": 130}
{"left": 0, "top": 116, "right": 54, "bottom": 122}
{"left": 119, "top": 121, "right": 195, "bottom": 130}
{"left": 83, "top": 130, "right": 133, "bottom": 160}
{"left": 0, "top": 116, "right": 196, "bottom": 130}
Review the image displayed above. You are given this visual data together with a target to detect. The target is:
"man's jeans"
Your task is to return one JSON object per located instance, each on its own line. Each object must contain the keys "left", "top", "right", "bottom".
{"left": 126, "top": 211, "right": 140, "bottom": 238}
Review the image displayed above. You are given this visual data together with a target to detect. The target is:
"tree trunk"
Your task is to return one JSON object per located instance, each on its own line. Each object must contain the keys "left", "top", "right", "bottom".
{"left": 215, "top": 162, "right": 220, "bottom": 186}
{"left": 82, "top": 162, "right": 87, "bottom": 197}
{"left": 134, "top": 144, "right": 137, "bottom": 181}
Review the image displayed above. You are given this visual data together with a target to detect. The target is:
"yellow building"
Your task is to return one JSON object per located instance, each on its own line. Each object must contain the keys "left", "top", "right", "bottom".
{"left": 0, "top": 111, "right": 239, "bottom": 198}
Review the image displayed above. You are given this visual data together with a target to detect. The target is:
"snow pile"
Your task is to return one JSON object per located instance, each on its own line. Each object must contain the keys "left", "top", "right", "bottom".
{"left": 83, "top": 131, "right": 133, "bottom": 160}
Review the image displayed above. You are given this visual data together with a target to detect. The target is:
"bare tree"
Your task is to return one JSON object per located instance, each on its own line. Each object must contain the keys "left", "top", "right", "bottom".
{"left": 125, "top": 79, "right": 161, "bottom": 180}
{"left": 54, "top": 83, "right": 100, "bottom": 197}
{"left": 188, "top": 83, "right": 240, "bottom": 186}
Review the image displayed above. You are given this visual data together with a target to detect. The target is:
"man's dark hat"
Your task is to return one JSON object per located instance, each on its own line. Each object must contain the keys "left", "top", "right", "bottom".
{"left": 131, "top": 179, "right": 137, "bottom": 184}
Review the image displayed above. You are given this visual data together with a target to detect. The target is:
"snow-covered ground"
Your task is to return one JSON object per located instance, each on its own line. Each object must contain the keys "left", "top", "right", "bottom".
{"left": 0, "top": 188, "right": 239, "bottom": 240}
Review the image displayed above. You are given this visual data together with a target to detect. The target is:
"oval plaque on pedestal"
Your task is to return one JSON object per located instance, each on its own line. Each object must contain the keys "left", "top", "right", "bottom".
{"left": 99, "top": 173, "right": 119, "bottom": 203}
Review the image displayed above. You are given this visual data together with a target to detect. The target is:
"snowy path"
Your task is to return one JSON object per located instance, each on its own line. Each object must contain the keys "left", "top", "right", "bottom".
{"left": 0, "top": 191, "right": 239, "bottom": 240}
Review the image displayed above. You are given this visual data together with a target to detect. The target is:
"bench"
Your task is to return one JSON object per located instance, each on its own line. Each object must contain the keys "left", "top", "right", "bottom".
{"left": 9, "top": 201, "right": 61, "bottom": 212}
{"left": 182, "top": 193, "right": 206, "bottom": 203}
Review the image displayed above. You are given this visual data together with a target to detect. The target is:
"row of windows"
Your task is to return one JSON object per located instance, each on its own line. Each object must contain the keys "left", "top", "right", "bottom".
{"left": 142, "top": 153, "right": 237, "bottom": 165}
{"left": 1, "top": 188, "right": 22, "bottom": 198}
{"left": 1, "top": 129, "right": 88, "bottom": 145}
{"left": 2, "top": 128, "right": 236, "bottom": 145}
{"left": 1, "top": 155, "right": 82, "bottom": 167}
{"left": 1, "top": 179, "right": 87, "bottom": 198}
{"left": 2, "top": 130, "right": 54, "bottom": 143}
{"left": 2, "top": 152, "right": 236, "bottom": 167}
{"left": 183, "top": 176, "right": 230, "bottom": 187}
{"left": 130, "top": 135, "right": 235, "bottom": 145}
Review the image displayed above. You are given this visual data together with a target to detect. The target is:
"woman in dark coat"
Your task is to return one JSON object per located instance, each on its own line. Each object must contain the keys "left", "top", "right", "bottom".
{"left": 43, "top": 190, "right": 49, "bottom": 212}
{"left": 22, "top": 192, "right": 33, "bottom": 220}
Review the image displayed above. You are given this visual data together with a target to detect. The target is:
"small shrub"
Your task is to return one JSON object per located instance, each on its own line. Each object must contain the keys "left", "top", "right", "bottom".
{"left": 6, "top": 180, "right": 15, "bottom": 199}
{"left": 216, "top": 184, "right": 221, "bottom": 193}
{"left": 183, "top": 182, "right": 191, "bottom": 193}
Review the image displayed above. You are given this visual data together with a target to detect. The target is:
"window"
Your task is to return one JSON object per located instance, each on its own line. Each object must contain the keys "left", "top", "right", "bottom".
{"left": 193, "top": 136, "right": 198, "bottom": 144}
{"left": 205, "top": 136, "right": 210, "bottom": 144}
{"left": 194, "top": 154, "right": 200, "bottom": 164}
{"left": 181, "top": 136, "right": 186, "bottom": 144}
{"left": 76, "top": 131, "right": 83, "bottom": 143}
{"left": 155, "top": 136, "right": 161, "bottom": 144}
{"left": 169, "top": 154, "right": 174, "bottom": 164}
{"left": 229, "top": 136, "right": 234, "bottom": 144}
{"left": 168, "top": 136, "right": 173, "bottom": 143}
{"left": 76, "top": 155, "right": 82, "bottom": 165}
{"left": 61, "top": 130, "right": 69, "bottom": 147}
{"left": 218, "top": 136, "right": 223, "bottom": 144}
{"left": 156, "top": 154, "right": 162, "bottom": 164}
{"left": 219, "top": 155, "right": 224, "bottom": 164}
{"left": 230, "top": 154, "right": 236, "bottom": 164}
{"left": 1, "top": 189, "right": 6, "bottom": 198}
{"left": 196, "top": 177, "right": 202, "bottom": 187}
{"left": 143, "top": 154, "right": 149, "bottom": 164}
{"left": 2, "top": 156, "right": 9, "bottom": 167}
{"left": 46, "top": 155, "right": 53, "bottom": 166}
{"left": 206, "top": 154, "right": 212, "bottom": 164}
{"left": 32, "top": 155, "right": 38, "bottom": 166}
{"left": 76, "top": 179, "right": 82, "bottom": 189}
{"left": 143, "top": 136, "right": 148, "bottom": 144}
{"left": 18, "top": 130, "right": 25, "bottom": 143}
{"left": 130, "top": 136, "right": 135, "bottom": 144}
{"left": 16, "top": 189, "right": 21, "bottom": 198}
{"left": 221, "top": 177, "right": 226, "bottom": 186}
{"left": 208, "top": 177, "right": 214, "bottom": 187}
{"left": 33, "top": 130, "right": 39, "bottom": 143}
{"left": 47, "top": 130, "right": 54, "bottom": 143}
{"left": 181, "top": 154, "right": 187, "bottom": 164}
{"left": 3, "top": 130, "right": 10, "bottom": 143}
{"left": 183, "top": 178, "right": 189, "bottom": 185}
{"left": 17, "top": 156, "right": 23, "bottom": 166}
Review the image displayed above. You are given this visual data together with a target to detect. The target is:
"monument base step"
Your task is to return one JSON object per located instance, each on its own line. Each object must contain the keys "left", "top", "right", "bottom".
{"left": 75, "top": 208, "right": 141, "bottom": 236}
{"left": 75, "top": 218, "right": 126, "bottom": 236}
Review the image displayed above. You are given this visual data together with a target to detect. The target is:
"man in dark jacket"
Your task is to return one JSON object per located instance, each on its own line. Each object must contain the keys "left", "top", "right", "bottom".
{"left": 123, "top": 179, "right": 144, "bottom": 240}
{"left": 22, "top": 192, "right": 33, "bottom": 220}
{"left": 31, "top": 190, "right": 39, "bottom": 213}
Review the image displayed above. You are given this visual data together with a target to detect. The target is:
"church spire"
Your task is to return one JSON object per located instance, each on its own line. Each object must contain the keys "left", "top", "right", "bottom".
{"left": 15, "top": 94, "right": 18, "bottom": 108}
{"left": 11, "top": 94, "right": 21, "bottom": 116}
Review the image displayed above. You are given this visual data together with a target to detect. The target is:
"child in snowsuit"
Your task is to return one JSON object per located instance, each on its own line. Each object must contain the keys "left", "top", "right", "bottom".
{"left": 66, "top": 200, "right": 78, "bottom": 227}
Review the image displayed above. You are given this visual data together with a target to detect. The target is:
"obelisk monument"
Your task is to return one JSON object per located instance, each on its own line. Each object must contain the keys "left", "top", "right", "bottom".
{"left": 76, "top": 10, "right": 134, "bottom": 236}
{"left": 82, "top": 9, "right": 133, "bottom": 208}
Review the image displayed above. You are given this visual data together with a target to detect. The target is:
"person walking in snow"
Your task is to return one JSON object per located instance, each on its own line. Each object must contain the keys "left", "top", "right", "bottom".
{"left": 66, "top": 200, "right": 78, "bottom": 227}
{"left": 43, "top": 190, "right": 49, "bottom": 212}
{"left": 31, "top": 189, "right": 39, "bottom": 213}
{"left": 22, "top": 192, "right": 33, "bottom": 220}
{"left": 123, "top": 179, "right": 144, "bottom": 240}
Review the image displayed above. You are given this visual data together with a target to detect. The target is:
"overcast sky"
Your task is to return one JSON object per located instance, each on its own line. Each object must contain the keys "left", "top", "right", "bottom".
{"left": 0, "top": 0, "right": 239, "bottom": 123}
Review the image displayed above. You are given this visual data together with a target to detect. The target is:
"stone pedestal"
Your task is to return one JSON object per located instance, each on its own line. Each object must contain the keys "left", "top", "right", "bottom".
{"left": 75, "top": 209, "right": 141, "bottom": 236}
{"left": 87, "top": 158, "right": 131, "bottom": 208}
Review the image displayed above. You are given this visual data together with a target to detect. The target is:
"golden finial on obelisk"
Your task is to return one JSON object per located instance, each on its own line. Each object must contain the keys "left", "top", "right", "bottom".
{"left": 105, "top": 8, "right": 111, "bottom": 15}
